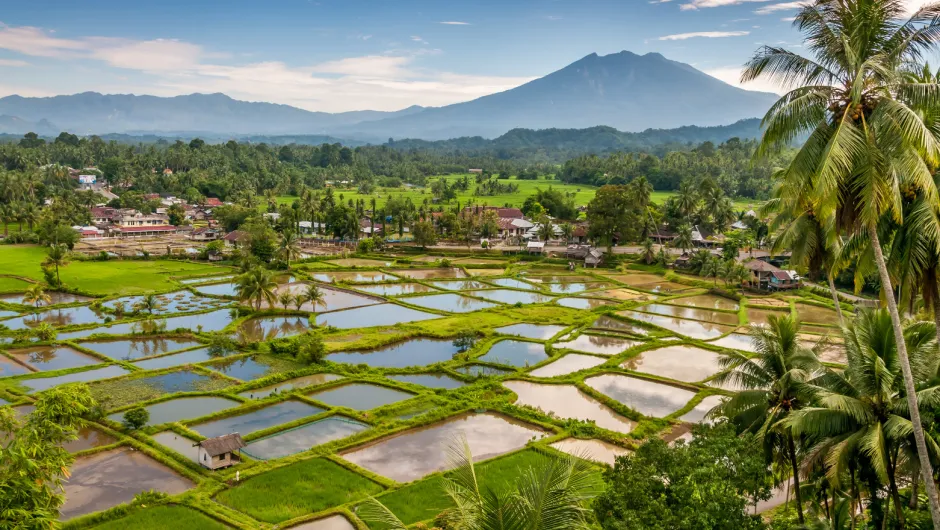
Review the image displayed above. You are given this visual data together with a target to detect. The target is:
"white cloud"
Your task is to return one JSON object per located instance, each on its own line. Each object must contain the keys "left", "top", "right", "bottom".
{"left": 0, "top": 58, "right": 29, "bottom": 67}
{"left": 649, "top": 0, "right": 673, "bottom": 4}
{"left": 438, "top": 21, "right": 470, "bottom": 25}
{"left": 705, "top": 66, "right": 790, "bottom": 94}
{"left": 410, "top": 35, "right": 428, "bottom": 45}
{"left": 658, "top": 30, "right": 750, "bottom": 40}
{"left": 680, "top": 0, "right": 770, "bottom": 11}
{"left": 0, "top": 24, "right": 532, "bottom": 112}
{"left": 754, "top": 1, "right": 808, "bottom": 14}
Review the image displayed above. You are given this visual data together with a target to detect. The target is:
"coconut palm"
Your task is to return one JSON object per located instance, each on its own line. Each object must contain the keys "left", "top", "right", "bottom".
{"left": 303, "top": 284, "right": 326, "bottom": 311}
{"left": 277, "top": 231, "right": 302, "bottom": 270}
{"left": 42, "top": 244, "right": 69, "bottom": 286}
{"left": 236, "top": 266, "right": 278, "bottom": 311}
{"left": 278, "top": 291, "right": 294, "bottom": 310}
{"left": 537, "top": 216, "right": 554, "bottom": 243}
{"left": 560, "top": 222, "right": 574, "bottom": 244}
{"left": 22, "top": 284, "right": 50, "bottom": 308}
{"left": 673, "top": 224, "right": 693, "bottom": 254}
{"left": 675, "top": 180, "right": 699, "bottom": 219}
{"left": 641, "top": 238, "right": 655, "bottom": 265}
{"left": 135, "top": 294, "right": 163, "bottom": 315}
{"left": 359, "top": 436, "right": 599, "bottom": 530}
{"left": 711, "top": 315, "right": 821, "bottom": 523}
{"left": 789, "top": 310, "right": 940, "bottom": 526}
{"left": 745, "top": 0, "right": 940, "bottom": 517}
{"left": 701, "top": 257, "right": 721, "bottom": 286}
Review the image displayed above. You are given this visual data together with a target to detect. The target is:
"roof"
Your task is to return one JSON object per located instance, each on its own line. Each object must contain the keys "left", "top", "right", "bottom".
{"left": 527, "top": 241, "right": 545, "bottom": 249}
{"left": 118, "top": 225, "right": 177, "bottom": 233}
{"left": 572, "top": 225, "right": 588, "bottom": 237}
{"left": 462, "top": 206, "right": 524, "bottom": 219}
{"left": 204, "top": 198, "right": 223, "bottom": 207}
{"left": 198, "top": 433, "right": 246, "bottom": 456}
{"left": 224, "top": 230, "right": 249, "bottom": 242}
{"left": 742, "top": 259, "right": 781, "bottom": 272}
{"left": 510, "top": 218, "right": 534, "bottom": 229}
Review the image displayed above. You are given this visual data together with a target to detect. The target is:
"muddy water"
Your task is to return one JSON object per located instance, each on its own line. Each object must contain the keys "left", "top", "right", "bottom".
{"left": 493, "top": 323, "right": 566, "bottom": 340}
{"left": 504, "top": 380, "right": 635, "bottom": 433}
{"left": 638, "top": 303, "right": 740, "bottom": 326}
{"left": 707, "top": 333, "right": 756, "bottom": 352}
{"left": 107, "top": 396, "right": 240, "bottom": 426}
{"left": 403, "top": 293, "right": 498, "bottom": 313}
{"left": 63, "top": 427, "right": 117, "bottom": 453}
{"left": 308, "top": 383, "right": 414, "bottom": 410}
{"left": 78, "top": 337, "right": 203, "bottom": 360}
{"left": 618, "top": 310, "right": 734, "bottom": 340}
{"left": 591, "top": 316, "right": 649, "bottom": 336}
{"left": 746, "top": 307, "right": 790, "bottom": 326}
{"left": 311, "top": 271, "right": 399, "bottom": 283}
{"left": 192, "top": 400, "right": 324, "bottom": 438}
{"left": 353, "top": 283, "right": 438, "bottom": 296}
{"left": 795, "top": 303, "right": 840, "bottom": 324}
{"left": 555, "top": 297, "right": 616, "bottom": 310}
{"left": 673, "top": 294, "right": 740, "bottom": 311}
{"left": 479, "top": 340, "right": 548, "bottom": 367}
{"left": 240, "top": 374, "right": 343, "bottom": 399}
{"left": 622, "top": 345, "right": 725, "bottom": 382}
{"left": 315, "top": 304, "right": 440, "bottom": 329}
{"left": 60, "top": 448, "right": 194, "bottom": 520}
{"left": 679, "top": 395, "right": 724, "bottom": 423}
{"left": 550, "top": 438, "right": 631, "bottom": 466}
{"left": 8, "top": 345, "right": 100, "bottom": 371}
{"left": 394, "top": 268, "right": 468, "bottom": 280}
{"left": 133, "top": 347, "right": 216, "bottom": 370}
{"left": 554, "top": 334, "right": 639, "bottom": 356}
{"left": 243, "top": 416, "right": 370, "bottom": 460}
{"left": 465, "top": 289, "right": 553, "bottom": 305}
{"left": 326, "top": 338, "right": 459, "bottom": 368}
{"left": 586, "top": 374, "right": 697, "bottom": 418}
{"left": 529, "top": 354, "right": 606, "bottom": 378}
{"left": 340, "top": 412, "right": 547, "bottom": 482}
{"left": 388, "top": 373, "right": 466, "bottom": 389}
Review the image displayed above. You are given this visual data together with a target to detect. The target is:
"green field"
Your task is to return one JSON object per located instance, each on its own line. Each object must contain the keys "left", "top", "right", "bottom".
{"left": 277, "top": 174, "right": 760, "bottom": 211}
{"left": 89, "top": 506, "right": 228, "bottom": 530}
{"left": 0, "top": 245, "right": 230, "bottom": 295}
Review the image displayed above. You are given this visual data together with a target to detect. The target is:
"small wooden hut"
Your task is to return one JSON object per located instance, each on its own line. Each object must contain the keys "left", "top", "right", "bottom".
{"left": 196, "top": 433, "right": 245, "bottom": 470}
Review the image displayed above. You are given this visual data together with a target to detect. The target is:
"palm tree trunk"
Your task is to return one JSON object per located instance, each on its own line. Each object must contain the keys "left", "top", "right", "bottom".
{"left": 886, "top": 454, "right": 905, "bottom": 526}
{"left": 786, "top": 433, "right": 805, "bottom": 524}
{"left": 911, "top": 474, "right": 920, "bottom": 509}
{"left": 869, "top": 224, "right": 940, "bottom": 526}
{"left": 827, "top": 274, "right": 845, "bottom": 326}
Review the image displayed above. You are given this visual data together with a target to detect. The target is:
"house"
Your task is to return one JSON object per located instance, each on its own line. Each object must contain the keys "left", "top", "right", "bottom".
{"left": 113, "top": 212, "right": 176, "bottom": 237}
{"left": 224, "top": 230, "right": 250, "bottom": 248}
{"left": 650, "top": 225, "right": 677, "bottom": 245}
{"left": 163, "top": 168, "right": 174, "bottom": 176}
{"left": 196, "top": 433, "right": 245, "bottom": 470}
{"left": 204, "top": 197, "right": 223, "bottom": 207}
{"left": 584, "top": 248, "right": 604, "bottom": 268}
{"left": 673, "top": 253, "right": 692, "bottom": 270}
{"left": 461, "top": 206, "right": 524, "bottom": 219}
{"left": 469, "top": 168, "right": 483, "bottom": 174}
{"left": 565, "top": 244, "right": 592, "bottom": 259}
{"left": 90, "top": 207, "right": 119, "bottom": 225}
{"left": 496, "top": 218, "right": 533, "bottom": 240}
{"left": 570, "top": 224, "right": 590, "bottom": 245}
{"left": 527, "top": 241, "right": 545, "bottom": 255}
{"left": 742, "top": 259, "right": 800, "bottom": 291}
{"left": 190, "top": 227, "right": 224, "bottom": 242}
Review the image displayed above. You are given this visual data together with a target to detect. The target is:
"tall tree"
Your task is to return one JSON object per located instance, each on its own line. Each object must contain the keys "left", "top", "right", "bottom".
{"left": 236, "top": 266, "right": 278, "bottom": 311}
{"left": 42, "top": 243, "right": 69, "bottom": 286}
{"left": 277, "top": 230, "right": 302, "bottom": 270}
{"left": 745, "top": 0, "right": 940, "bottom": 520}
{"left": 586, "top": 185, "right": 641, "bottom": 251}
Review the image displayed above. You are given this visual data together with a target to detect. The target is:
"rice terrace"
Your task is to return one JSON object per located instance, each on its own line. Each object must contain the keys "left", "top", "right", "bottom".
{"left": 0, "top": 243, "right": 851, "bottom": 529}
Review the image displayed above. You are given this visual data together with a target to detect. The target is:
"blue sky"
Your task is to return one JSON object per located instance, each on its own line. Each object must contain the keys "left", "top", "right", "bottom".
{"left": 0, "top": 0, "right": 921, "bottom": 112}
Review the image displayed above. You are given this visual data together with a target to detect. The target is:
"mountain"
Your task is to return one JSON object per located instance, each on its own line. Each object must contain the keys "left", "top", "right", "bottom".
{"left": 0, "top": 92, "right": 424, "bottom": 136}
{"left": 0, "top": 115, "right": 58, "bottom": 136}
{"left": 0, "top": 51, "right": 775, "bottom": 139}
{"left": 337, "top": 51, "right": 777, "bottom": 140}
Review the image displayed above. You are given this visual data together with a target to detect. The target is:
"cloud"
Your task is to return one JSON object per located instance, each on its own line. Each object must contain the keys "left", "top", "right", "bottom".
{"left": 0, "top": 24, "right": 532, "bottom": 112}
{"left": 438, "top": 21, "right": 470, "bottom": 25}
{"left": 658, "top": 30, "right": 750, "bottom": 40}
{"left": 680, "top": 0, "right": 770, "bottom": 10}
{"left": 705, "top": 66, "right": 792, "bottom": 94}
{"left": 410, "top": 35, "right": 428, "bottom": 45}
{"left": 0, "top": 58, "right": 29, "bottom": 67}
{"left": 649, "top": 0, "right": 673, "bottom": 4}
{"left": 754, "top": 1, "right": 808, "bottom": 14}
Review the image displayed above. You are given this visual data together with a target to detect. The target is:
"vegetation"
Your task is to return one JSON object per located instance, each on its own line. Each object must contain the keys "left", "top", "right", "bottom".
{"left": 122, "top": 407, "right": 150, "bottom": 431}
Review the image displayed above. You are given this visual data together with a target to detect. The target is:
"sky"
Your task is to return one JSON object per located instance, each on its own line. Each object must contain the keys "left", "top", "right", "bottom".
{"left": 0, "top": 0, "right": 930, "bottom": 112}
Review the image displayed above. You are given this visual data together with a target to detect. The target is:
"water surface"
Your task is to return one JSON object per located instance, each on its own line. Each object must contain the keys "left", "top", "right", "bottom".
{"left": 542, "top": 282, "right": 610, "bottom": 294}
{"left": 315, "top": 304, "right": 439, "bottom": 329}
{"left": 394, "top": 268, "right": 467, "bottom": 279}
{"left": 0, "top": 292, "right": 93, "bottom": 305}
{"left": 795, "top": 303, "right": 840, "bottom": 324}
{"left": 638, "top": 303, "right": 740, "bottom": 326}
{"left": 586, "top": 374, "right": 697, "bottom": 418}
{"left": 672, "top": 294, "right": 740, "bottom": 311}
{"left": 8, "top": 345, "right": 100, "bottom": 371}
{"left": 478, "top": 340, "right": 547, "bottom": 367}
{"left": 205, "top": 355, "right": 288, "bottom": 381}
{"left": 747, "top": 307, "right": 791, "bottom": 326}
{"left": 2, "top": 306, "right": 105, "bottom": 330}
{"left": 240, "top": 374, "right": 343, "bottom": 399}
{"left": 21, "top": 365, "right": 130, "bottom": 393}
{"left": 590, "top": 316, "right": 649, "bottom": 336}
{"left": 308, "top": 383, "right": 414, "bottom": 410}
{"left": 103, "top": 291, "right": 227, "bottom": 314}
{"left": 554, "top": 334, "right": 639, "bottom": 356}
{"left": 555, "top": 298, "right": 615, "bottom": 310}
{"left": 403, "top": 293, "right": 498, "bottom": 313}
{"left": 151, "top": 431, "right": 200, "bottom": 462}
{"left": 194, "top": 282, "right": 239, "bottom": 297}
{"left": 427, "top": 280, "right": 492, "bottom": 290}
{"left": 133, "top": 347, "right": 218, "bottom": 370}
{"left": 290, "top": 515, "right": 357, "bottom": 530}
{"left": 708, "top": 333, "right": 756, "bottom": 352}
{"left": 464, "top": 289, "right": 552, "bottom": 305}
{"left": 493, "top": 323, "right": 566, "bottom": 340}
{"left": 326, "top": 338, "right": 458, "bottom": 368}
{"left": 236, "top": 316, "right": 310, "bottom": 341}
{"left": 529, "top": 354, "right": 606, "bottom": 378}
{"left": 354, "top": 283, "right": 438, "bottom": 296}
{"left": 622, "top": 345, "right": 725, "bottom": 382}
{"left": 504, "top": 380, "right": 635, "bottom": 433}
{"left": 108, "top": 396, "right": 240, "bottom": 426}
{"left": 63, "top": 427, "right": 117, "bottom": 453}
{"left": 549, "top": 438, "right": 630, "bottom": 466}
{"left": 487, "top": 278, "right": 537, "bottom": 290}
{"left": 79, "top": 338, "right": 203, "bottom": 360}
{"left": 0, "top": 356, "right": 30, "bottom": 377}
{"left": 269, "top": 283, "right": 380, "bottom": 312}
{"left": 679, "top": 395, "right": 724, "bottom": 423}
{"left": 191, "top": 400, "right": 324, "bottom": 438}
{"left": 341, "top": 412, "right": 546, "bottom": 482}
{"left": 618, "top": 310, "right": 734, "bottom": 340}
{"left": 387, "top": 373, "right": 466, "bottom": 389}
{"left": 243, "top": 416, "right": 369, "bottom": 460}
{"left": 310, "top": 271, "right": 398, "bottom": 283}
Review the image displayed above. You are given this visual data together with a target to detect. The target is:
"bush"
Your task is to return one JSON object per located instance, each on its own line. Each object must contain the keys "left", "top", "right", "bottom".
{"left": 122, "top": 407, "right": 149, "bottom": 431}
{"left": 357, "top": 237, "right": 376, "bottom": 253}
{"left": 453, "top": 330, "right": 477, "bottom": 353}
{"left": 297, "top": 335, "right": 326, "bottom": 364}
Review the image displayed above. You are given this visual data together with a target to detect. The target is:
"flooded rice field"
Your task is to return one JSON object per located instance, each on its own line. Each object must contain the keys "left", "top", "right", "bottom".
{"left": 403, "top": 293, "right": 498, "bottom": 313}
{"left": 504, "top": 381, "right": 635, "bottom": 433}
{"left": 428, "top": 280, "right": 492, "bottom": 290}
{"left": 493, "top": 323, "right": 566, "bottom": 340}
{"left": 307, "top": 383, "right": 414, "bottom": 410}
{"left": 353, "top": 283, "right": 438, "bottom": 296}
{"left": 637, "top": 303, "right": 740, "bottom": 326}
{"left": 193, "top": 282, "right": 239, "bottom": 297}
{"left": 269, "top": 283, "right": 380, "bottom": 312}
{"left": 151, "top": 431, "right": 200, "bottom": 462}
{"left": 672, "top": 294, "right": 740, "bottom": 311}
{"left": 79, "top": 337, "right": 203, "bottom": 360}
{"left": 8, "top": 345, "right": 100, "bottom": 371}
{"left": 590, "top": 316, "right": 649, "bottom": 335}
{"left": 0, "top": 291, "right": 93, "bottom": 305}
{"left": 542, "top": 282, "right": 611, "bottom": 294}
{"left": 708, "top": 333, "right": 757, "bottom": 352}
{"left": 618, "top": 310, "right": 734, "bottom": 340}
{"left": 325, "top": 258, "right": 392, "bottom": 267}
{"left": 679, "top": 395, "right": 724, "bottom": 423}
{"left": 555, "top": 297, "right": 616, "bottom": 310}
{"left": 340, "top": 412, "right": 546, "bottom": 482}
{"left": 63, "top": 427, "right": 117, "bottom": 453}
{"left": 746, "top": 307, "right": 791, "bottom": 326}
{"left": 243, "top": 416, "right": 370, "bottom": 460}
{"left": 108, "top": 396, "right": 240, "bottom": 426}
{"left": 103, "top": 290, "right": 228, "bottom": 314}
{"left": 315, "top": 303, "right": 440, "bottom": 329}
{"left": 20, "top": 365, "right": 130, "bottom": 393}
{"left": 325, "top": 338, "right": 459, "bottom": 368}
{"left": 528, "top": 353, "right": 606, "bottom": 378}
{"left": 310, "top": 271, "right": 399, "bottom": 283}
{"left": 240, "top": 373, "right": 343, "bottom": 399}
{"left": 2, "top": 306, "right": 105, "bottom": 330}
{"left": 191, "top": 400, "right": 324, "bottom": 438}
{"left": 621, "top": 345, "right": 725, "bottom": 382}
{"left": 550, "top": 438, "right": 630, "bottom": 466}
{"left": 387, "top": 373, "right": 466, "bottom": 389}
{"left": 236, "top": 316, "right": 310, "bottom": 341}
{"left": 394, "top": 268, "right": 468, "bottom": 280}
{"left": 795, "top": 303, "right": 840, "bottom": 324}
{"left": 478, "top": 340, "right": 548, "bottom": 367}
{"left": 464, "top": 289, "right": 552, "bottom": 305}
{"left": 132, "top": 347, "right": 217, "bottom": 370}
{"left": 486, "top": 278, "right": 537, "bottom": 290}
{"left": 290, "top": 514, "right": 357, "bottom": 530}
{"left": 454, "top": 364, "right": 512, "bottom": 376}
{"left": 586, "top": 374, "right": 698, "bottom": 418}
{"left": 554, "top": 334, "right": 639, "bottom": 356}
{"left": 0, "top": 355, "right": 30, "bottom": 377}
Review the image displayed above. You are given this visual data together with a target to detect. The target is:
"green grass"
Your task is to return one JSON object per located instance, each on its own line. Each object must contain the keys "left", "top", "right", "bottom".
{"left": 215, "top": 458, "right": 384, "bottom": 523}
{"left": 0, "top": 245, "right": 230, "bottom": 295}
{"left": 0, "top": 276, "right": 31, "bottom": 292}
{"left": 275, "top": 174, "right": 761, "bottom": 211}
{"left": 89, "top": 506, "right": 228, "bottom": 530}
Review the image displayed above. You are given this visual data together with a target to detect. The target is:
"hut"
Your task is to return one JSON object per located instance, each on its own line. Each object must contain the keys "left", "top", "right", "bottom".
{"left": 196, "top": 433, "right": 245, "bottom": 470}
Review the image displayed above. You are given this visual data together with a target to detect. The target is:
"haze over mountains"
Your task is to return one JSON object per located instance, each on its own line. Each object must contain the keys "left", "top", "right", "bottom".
{"left": 0, "top": 51, "right": 776, "bottom": 141}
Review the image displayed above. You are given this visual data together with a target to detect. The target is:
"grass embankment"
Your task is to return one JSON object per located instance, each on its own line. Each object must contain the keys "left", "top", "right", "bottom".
{"left": 0, "top": 245, "right": 230, "bottom": 295}
{"left": 88, "top": 506, "right": 228, "bottom": 530}
{"left": 215, "top": 457, "right": 384, "bottom": 523}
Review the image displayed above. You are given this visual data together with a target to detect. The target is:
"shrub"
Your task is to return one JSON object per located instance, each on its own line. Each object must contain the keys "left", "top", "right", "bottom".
{"left": 453, "top": 330, "right": 476, "bottom": 353}
{"left": 357, "top": 237, "right": 376, "bottom": 253}
{"left": 122, "top": 407, "right": 149, "bottom": 431}
{"left": 297, "top": 335, "right": 326, "bottom": 364}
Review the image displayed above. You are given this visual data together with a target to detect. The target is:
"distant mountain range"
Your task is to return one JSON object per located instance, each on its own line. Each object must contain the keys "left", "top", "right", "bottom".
{"left": 0, "top": 51, "right": 776, "bottom": 141}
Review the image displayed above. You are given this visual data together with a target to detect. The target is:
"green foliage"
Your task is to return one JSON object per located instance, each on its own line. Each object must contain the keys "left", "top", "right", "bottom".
{"left": 593, "top": 423, "right": 770, "bottom": 530}
{"left": 87, "top": 505, "right": 229, "bottom": 530}
{"left": 452, "top": 330, "right": 477, "bottom": 352}
{"left": 122, "top": 407, "right": 150, "bottom": 430}
{"left": 412, "top": 220, "right": 438, "bottom": 249}
{"left": 357, "top": 237, "right": 376, "bottom": 253}
{"left": 587, "top": 184, "right": 646, "bottom": 249}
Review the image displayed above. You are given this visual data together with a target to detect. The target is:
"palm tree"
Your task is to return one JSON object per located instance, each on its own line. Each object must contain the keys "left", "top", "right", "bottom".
{"left": 711, "top": 315, "right": 820, "bottom": 524}
{"left": 537, "top": 216, "right": 554, "bottom": 243}
{"left": 641, "top": 238, "right": 655, "bottom": 265}
{"left": 135, "top": 294, "right": 163, "bottom": 315}
{"left": 236, "top": 266, "right": 278, "bottom": 311}
{"left": 303, "top": 284, "right": 326, "bottom": 311}
{"left": 42, "top": 244, "right": 69, "bottom": 286}
{"left": 745, "top": 1, "right": 940, "bottom": 517}
{"left": 359, "top": 436, "right": 598, "bottom": 530}
{"left": 278, "top": 291, "right": 294, "bottom": 310}
{"left": 675, "top": 180, "right": 699, "bottom": 219}
{"left": 292, "top": 293, "right": 306, "bottom": 311}
{"left": 701, "top": 257, "right": 721, "bottom": 286}
{"left": 22, "top": 283, "right": 51, "bottom": 308}
{"left": 789, "top": 310, "right": 940, "bottom": 526}
{"left": 673, "top": 224, "right": 693, "bottom": 254}
{"left": 277, "top": 231, "right": 302, "bottom": 270}
{"left": 560, "top": 222, "right": 574, "bottom": 244}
